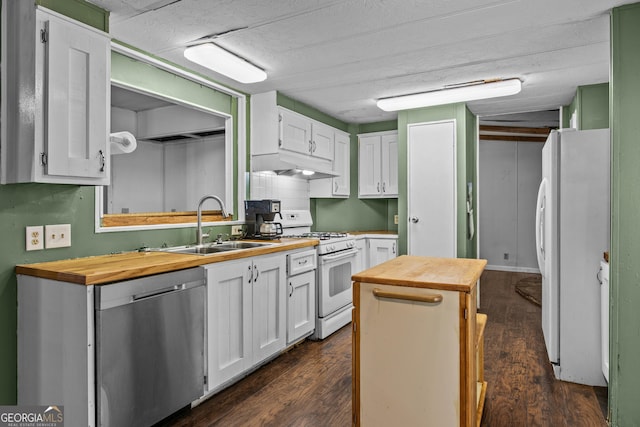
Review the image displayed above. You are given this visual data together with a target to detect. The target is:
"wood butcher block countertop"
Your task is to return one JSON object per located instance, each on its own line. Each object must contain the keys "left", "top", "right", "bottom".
{"left": 16, "top": 238, "right": 318, "bottom": 286}
{"left": 352, "top": 255, "right": 487, "bottom": 293}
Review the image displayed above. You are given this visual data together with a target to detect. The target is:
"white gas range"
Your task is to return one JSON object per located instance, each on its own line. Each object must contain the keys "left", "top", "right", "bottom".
{"left": 281, "top": 210, "right": 357, "bottom": 340}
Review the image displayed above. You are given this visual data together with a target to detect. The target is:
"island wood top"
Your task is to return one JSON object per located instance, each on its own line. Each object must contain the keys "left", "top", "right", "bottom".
{"left": 352, "top": 255, "right": 487, "bottom": 293}
{"left": 16, "top": 239, "right": 318, "bottom": 286}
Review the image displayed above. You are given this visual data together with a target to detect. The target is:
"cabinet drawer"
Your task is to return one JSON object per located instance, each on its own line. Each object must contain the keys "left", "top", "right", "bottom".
{"left": 287, "top": 249, "right": 317, "bottom": 275}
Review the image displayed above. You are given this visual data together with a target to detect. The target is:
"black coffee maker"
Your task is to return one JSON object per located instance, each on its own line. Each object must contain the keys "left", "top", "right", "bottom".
{"left": 244, "top": 199, "right": 283, "bottom": 239}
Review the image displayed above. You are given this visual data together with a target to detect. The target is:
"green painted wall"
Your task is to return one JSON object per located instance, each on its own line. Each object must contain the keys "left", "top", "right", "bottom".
{"left": 563, "top": 83, "right": 609, "bottom": 130}
{"left": 311, "top": 121, "right": 399, "bottom": 232}
{"left": 577, "top": 83, "right": 610, "bottom": 130}
{"left": 0, "top": 2, "right": 240, "bottom": 404}
{"left": 276, "top": 93, "right": 349, "bottom": 133}
{"left": 397, "top": 103, "right": 477, "bottom": 258}
{"left": 609, "top": 4, "right": 640, "bottom": 425}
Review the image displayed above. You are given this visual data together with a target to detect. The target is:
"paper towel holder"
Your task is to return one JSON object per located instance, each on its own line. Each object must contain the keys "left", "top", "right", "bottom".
{"left": 109, "top": 131, "right": 137, "bottom": 155}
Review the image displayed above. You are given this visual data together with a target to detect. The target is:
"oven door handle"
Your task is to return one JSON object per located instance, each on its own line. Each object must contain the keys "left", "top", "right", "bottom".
{"left": 320, "top": 248, "right": 358, "bottom": 263}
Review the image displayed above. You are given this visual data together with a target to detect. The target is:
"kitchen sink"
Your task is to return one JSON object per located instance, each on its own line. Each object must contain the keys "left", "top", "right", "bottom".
{"left": 158, "top": 241, "right": 275, "bottom": 256}
{"left": 216, "top": 241, "right": 274, "bottom": 249}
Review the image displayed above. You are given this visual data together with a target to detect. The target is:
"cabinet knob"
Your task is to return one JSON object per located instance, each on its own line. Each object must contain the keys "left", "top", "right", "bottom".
{"left": 410, "top": 217, "right": 419, "bottom": 223}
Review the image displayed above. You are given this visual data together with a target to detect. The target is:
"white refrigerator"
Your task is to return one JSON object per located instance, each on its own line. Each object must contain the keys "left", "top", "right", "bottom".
{"left": 535, "top": 128, "right": 609, "bottom": 386}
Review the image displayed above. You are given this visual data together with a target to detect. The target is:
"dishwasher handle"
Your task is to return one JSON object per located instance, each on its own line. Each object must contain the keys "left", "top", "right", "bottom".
{"left": 132, "top": 284, "right": 185, "bottom": 302}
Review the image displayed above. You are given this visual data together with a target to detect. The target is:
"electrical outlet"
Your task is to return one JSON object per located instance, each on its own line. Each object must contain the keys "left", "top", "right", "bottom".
{"left": 26, "top": 226, "right": 44, "bottom": 251}
{"left": 231, "top": 225, "right": 243, "bottom": 236}
{"left": 394, "top": 214, "right": 399, "bottom": 225}
{"left": 45, "top": 224, "right": 71, "bottom": 249}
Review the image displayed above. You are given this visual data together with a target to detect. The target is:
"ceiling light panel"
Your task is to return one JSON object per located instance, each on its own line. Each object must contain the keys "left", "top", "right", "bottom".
{"left": 184, "top": 43, "right": 267, "bottom": 84}
{"left": 377, "top": 78, "right": 522, "bottom": 111}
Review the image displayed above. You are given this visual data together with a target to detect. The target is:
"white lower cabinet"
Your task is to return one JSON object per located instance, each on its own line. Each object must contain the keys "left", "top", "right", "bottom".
{"left": 204, "top": 253, "right": 286, "bottom": 393}
{"left": 355, "top": 237, "right": 367, "bottom": 274}
{"left": 287, "top": 270, "right": 316, "bottom": 344}
{"left": 286, "top": 249, "right": 317, "bottom": 344}
{"left": 356, "top": 235, "right": 398, "bottom": 272}
{"left": 368, "top": 238, "right": 397, "bottom": 267}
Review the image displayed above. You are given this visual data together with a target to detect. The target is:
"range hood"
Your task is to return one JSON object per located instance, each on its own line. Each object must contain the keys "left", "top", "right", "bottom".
{"left": 251, "top": 151, "right": 338, "bottom": 179}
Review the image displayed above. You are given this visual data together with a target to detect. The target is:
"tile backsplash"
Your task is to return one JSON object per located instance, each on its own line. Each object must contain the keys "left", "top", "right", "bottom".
{"left": 249, "top": 172, "right": 310, "bottom": 210}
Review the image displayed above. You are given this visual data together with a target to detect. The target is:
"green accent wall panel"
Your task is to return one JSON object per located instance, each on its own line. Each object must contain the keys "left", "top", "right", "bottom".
{"left": 578, "top": 83, "right": 610, "bottom": 130}
{"left": 37, "top": 0, "right": 109, "bottom": 32}
{"left": 111, "top": 51, "right": 233, "bottom": 116}
{"left": 610, "top": 4, "right": 640, "bottom": 425}
{"left": 276, "top": 93, "right": 349, "bottom": 132}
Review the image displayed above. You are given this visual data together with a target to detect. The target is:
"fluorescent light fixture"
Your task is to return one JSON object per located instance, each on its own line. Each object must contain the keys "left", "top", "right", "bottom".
{"left": 183, "top": 43, "right": 267, "bottom": 84}
{"left": 377, "top": 78, "right": 522, "bottom": 111}
{"left": 301, "top": 170, "right": 315, "bottom": 176}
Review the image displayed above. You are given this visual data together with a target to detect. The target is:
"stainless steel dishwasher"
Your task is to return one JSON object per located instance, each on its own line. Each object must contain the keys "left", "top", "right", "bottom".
{"left": 95, "top": 267, "right": 205, "bottom": 427}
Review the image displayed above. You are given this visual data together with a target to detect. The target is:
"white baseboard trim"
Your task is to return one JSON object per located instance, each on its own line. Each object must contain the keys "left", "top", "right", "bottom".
{"left": 485, "top": 265, "right": 541, "bottom": 274}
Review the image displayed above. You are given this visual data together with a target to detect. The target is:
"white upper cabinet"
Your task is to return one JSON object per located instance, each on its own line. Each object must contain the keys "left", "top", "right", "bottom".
{"left": 310, "top": 130, "right": 350, "bottom": 198}
{"left": 280, "top": 108, "right": 313, "bottom": 156}
{"left": 251, "top": 91, "right": 348, "bottom": 177}
{"left": 358, "top": 131, "right": 398, "bottom": 198}
{"left": 310, "top": 121, "right": 335, "bottom": 161}
{"left": 381, "top": 133, "right": 399, "bottom": 196}
{"left": 1, "top": 4, "right": 110, "bottom": 185}
{"left": 332, "top": 132, "right": 351, "bottom": 195}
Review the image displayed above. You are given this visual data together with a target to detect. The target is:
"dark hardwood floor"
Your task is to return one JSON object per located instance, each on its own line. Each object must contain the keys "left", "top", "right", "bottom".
{"left": 159, "top": 270, "right": 607, "bottom": 427}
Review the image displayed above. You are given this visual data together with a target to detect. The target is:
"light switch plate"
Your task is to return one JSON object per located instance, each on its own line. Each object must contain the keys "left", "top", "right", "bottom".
{"left": 45, "top": 224, "right": 71, "bottom": 249}
{"left": 26, "top": 226, "right": 44, "bottom": 251}
{"left": 394, "top": 214, "right": 399, "bottom": 225}
{"left": 231, "top": 225, "right": 243, "bottom": 236}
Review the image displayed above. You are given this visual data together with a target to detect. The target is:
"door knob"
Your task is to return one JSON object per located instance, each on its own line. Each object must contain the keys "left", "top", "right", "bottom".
{"left": 410, "top": 217, "right": 419, "bottom": 223}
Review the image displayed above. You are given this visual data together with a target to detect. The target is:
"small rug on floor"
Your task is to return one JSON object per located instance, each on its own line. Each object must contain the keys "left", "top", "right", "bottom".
{"left": 515, "top": 276, "right": 542, "bottom": 307}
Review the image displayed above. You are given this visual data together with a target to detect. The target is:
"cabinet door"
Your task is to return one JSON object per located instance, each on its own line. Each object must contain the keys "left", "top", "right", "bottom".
{"left": 311, "top": 122, "right": 334, "bottom": 161}
{"left": 355, "top": 283, "right": 463, "bottom": 426}
{"left": 205, "top": 260, "right": 252, "bottom": 391}
{"left": 359, "top": 135, "right": 381, "bottom": 197}
{"left": 333, "top": 132, "right": 350, "bottom": 196}
{"left": 287, "top": 270, "right": 316, "bottom": 344}
{"left": 252, "top": 254, "right": 287, "bottom": 364}
{"left": 368, "top": 239, "right": 397, "bottom": 267}
{"left": 42, "top": 9, "right": 109, "bottom": 182}
{"left": 280, "top": 109, "right": 312, "bottom": 156}
{"left": 381, "top": 134, "right": 398, "bottom": 196}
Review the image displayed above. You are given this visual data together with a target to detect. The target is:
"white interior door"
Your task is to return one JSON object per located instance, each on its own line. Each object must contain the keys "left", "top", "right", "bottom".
{"left": 408, "top": 121, "right": 456, "bottom": 257}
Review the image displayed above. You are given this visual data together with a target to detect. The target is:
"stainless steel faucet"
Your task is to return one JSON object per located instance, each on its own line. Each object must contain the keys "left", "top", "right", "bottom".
{"left": 196, "top": 195, "right": 229, "bottom": 246}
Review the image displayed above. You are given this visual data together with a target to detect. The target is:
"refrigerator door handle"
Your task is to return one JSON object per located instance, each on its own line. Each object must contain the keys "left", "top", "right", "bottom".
{"left": 535, "top": 178, "right": 547, "bottom": 276}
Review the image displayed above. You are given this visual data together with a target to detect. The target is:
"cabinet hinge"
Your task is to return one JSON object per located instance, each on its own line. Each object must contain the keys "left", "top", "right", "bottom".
{"left": 353, "top": 412, "right": 357, "bottom": 425}
{"left": 464, "top": 308, "right": 468, "bottom": 320}
{"left": 204, "top": 375, "right": 207, "bottom": 385}
{"left": 40, "top": 152, "right": 48, "bottom": 166}
{"left": 40, "top": 28, "right": 48, "bottom": 43}
{"left": 352, "top": 321, "right": 357, "bottom": 332}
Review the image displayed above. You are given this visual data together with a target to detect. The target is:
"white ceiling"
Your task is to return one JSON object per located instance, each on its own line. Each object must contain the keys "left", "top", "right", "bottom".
{"left": 89, "top": 0, "right": 630, "bottom": 124}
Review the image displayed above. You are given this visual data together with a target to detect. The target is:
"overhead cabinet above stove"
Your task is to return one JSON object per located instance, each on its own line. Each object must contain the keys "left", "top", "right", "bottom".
{"left": 251, "top": 91, "right": 348, "bottom": 179}
{"left": 1, "top": 3, "right": 110, "bottom": 185}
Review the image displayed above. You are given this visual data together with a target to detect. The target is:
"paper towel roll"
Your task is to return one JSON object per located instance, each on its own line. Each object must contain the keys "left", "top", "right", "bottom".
{"left": 109, "top": 131, "right": 137, "bottom": 155}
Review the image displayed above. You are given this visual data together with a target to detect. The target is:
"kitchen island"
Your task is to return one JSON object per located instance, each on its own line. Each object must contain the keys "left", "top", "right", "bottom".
{"left": 352, "top": 255, "right": 487, "bottom": 427}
